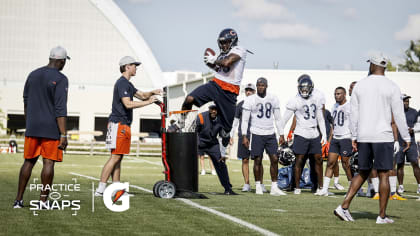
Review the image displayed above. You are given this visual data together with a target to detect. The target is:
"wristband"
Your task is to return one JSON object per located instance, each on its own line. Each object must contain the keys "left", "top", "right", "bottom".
{"left": 61, "top": 134, "right": 68, "bottom": 138}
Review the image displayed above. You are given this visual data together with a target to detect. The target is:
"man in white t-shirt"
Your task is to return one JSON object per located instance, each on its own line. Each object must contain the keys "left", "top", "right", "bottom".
{"left": 182, "top": 28, "right": 247, "bottom": 147}
{"left": 241, "top": 78, "right": 286, "bottom": 196}
{"left": 334, "top": 54, "right": 411, "bottom": 224}
{"left": 280, "top": 75, "right": 327, "bottom": 195}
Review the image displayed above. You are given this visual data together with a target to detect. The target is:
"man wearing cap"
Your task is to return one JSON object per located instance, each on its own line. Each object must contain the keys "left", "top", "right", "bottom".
{"left": 13, "top": 46, "right": 70, "bottom": 208}
{"left": 231, "top": 83, "right": 268, "bottom": 192}
{"left": 95, "top": 56, "right": 161, "bottom": 196}
{"left": 196, "top": 105, "right": 237, "bottom": 195}
{"left": 395, "top": 94, "right": 420, "bottom": 194}
{"left": 334, "top": 53, "right": 411, "bottom": 224}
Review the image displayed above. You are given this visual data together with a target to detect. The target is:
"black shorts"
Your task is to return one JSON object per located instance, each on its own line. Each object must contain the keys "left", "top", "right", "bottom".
{"left": 189, "top": 80, "right": 237, "bottom": 132}
{"left": 198, "top": 144, "right": 221, "bottom": 161}
{"left": 250, "top": 133, "right": 278, "bottom": 158}
{"left": 237, "top": 135, "right": 251, "bottom": 159}
{"left": 396, "top": 143, "right": 418, "bottom": 164}
{"left": 329, "top": 138, "right": 352, "bottom": 157}
{"left": 292, "top": 135, "right": 322, "bottom": 155}
{"left": 357, "top": 142, "right": 394, "bottom": 171}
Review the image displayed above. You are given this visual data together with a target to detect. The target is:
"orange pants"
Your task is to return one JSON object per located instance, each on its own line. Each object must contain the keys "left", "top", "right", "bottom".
{"left": 24, "top": 137, "right": 63, "bottom": 162}
{"left": 111, "top": 123, "right": 131, "bottom": 155}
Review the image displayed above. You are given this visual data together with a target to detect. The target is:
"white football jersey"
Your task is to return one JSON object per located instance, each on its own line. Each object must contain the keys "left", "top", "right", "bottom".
{"left": 242, "top": 93, "right": 281, "bottom": 135}
{"left": 331, "top": 101, "right": 351, "bottom": 139}
{"left": 215, "top": 46, "right": 247, "bottom": 86}
{"left": 286, "top": 95, "right": 323, "bottom": 139}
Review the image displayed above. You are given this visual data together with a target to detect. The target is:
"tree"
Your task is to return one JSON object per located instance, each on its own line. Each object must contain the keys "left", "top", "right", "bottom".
{"left": 386, "top": 61, "right": 397, "bottom": 71}
{"left": 398, "top": 40, "right": 420, "bottom": 72}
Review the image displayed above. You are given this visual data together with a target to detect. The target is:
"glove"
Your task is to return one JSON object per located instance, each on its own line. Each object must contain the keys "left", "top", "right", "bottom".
{"left": 322, "top": 142, "right": 330, "bottom": 157}
{"left": 393, "top": 141, "right": 400, "bottom": 154}
{"left": 320, "top": 136, "right": 327, "bottom": 145}
{"left": 287, "top": 130, "right": 293, "bottom": 143}
{"left": 204, "top": 54, "right": 217, "bottom": 64}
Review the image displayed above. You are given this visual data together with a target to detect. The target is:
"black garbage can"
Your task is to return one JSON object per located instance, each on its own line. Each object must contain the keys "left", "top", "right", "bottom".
{"left": 166, "top": 132, "right": 198, "bottom": 192}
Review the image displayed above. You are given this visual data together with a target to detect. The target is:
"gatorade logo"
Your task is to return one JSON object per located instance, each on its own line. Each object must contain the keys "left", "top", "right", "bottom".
{"left": 103, "top": 182, "right": 130, "bottom": 212}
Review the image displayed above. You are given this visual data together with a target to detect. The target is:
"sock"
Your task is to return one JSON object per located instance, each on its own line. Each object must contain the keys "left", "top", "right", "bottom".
{"left": 389, "top": 176, "right": 397, "bottom": 194}
{"left": 323, "top": 177, "right": 331, "bottom": 190}
{"left": 372, "top": 177, "right": 379, "bottom": 193}
{"left": 255, "top": 181, "right": 261, "bottom": 186}
{"left": 112, "top": 181, "right": 120, "bottom": 184}
{"left": 97, "top": 182, "right": 107, "bottom": 193}
{"left": 334, "top": 177, "right": 339, "bottom": 185}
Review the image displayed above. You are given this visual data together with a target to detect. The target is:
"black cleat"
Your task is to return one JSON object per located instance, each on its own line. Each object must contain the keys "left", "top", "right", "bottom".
{"left": 224, "top": 189, "right": 239, "bottom": 195}
{"left": 13, "top": 200, "right": 24, "bottom": 209}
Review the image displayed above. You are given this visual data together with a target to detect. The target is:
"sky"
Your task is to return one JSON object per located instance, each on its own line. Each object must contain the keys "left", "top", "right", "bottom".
{"left": 115, "top": 0, "right": 420, "bottom": 73}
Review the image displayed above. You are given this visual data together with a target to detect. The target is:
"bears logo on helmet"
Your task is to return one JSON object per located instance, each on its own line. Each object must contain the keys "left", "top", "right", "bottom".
{"left": 278, "top": 145, "right": 295, "bottom": 166}
{"left": 297, "top": 74, "right": 314, "bottom": 99}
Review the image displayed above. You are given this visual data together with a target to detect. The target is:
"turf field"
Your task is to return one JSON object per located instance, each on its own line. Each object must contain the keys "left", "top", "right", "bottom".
{"left": 1, "top": 153, "right": 419, "bottom": 236}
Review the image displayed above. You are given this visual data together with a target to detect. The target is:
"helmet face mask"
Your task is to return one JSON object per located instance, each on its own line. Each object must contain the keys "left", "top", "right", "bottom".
{"left": 218, "top": 28, "right": 238, "bottom": 54}
{"left": 297, "top": 76, "right": 314, "bottom": 99}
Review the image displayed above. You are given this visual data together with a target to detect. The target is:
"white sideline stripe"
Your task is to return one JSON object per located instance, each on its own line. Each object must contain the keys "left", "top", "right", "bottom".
{"left": 125, "top": 157, "right": 161, "bottom": 166}
{"left": 69, "top": 172, "right": 279, "bottom": 236}
{"left": 403, "top": 194, "right": 420, "bottom": 199}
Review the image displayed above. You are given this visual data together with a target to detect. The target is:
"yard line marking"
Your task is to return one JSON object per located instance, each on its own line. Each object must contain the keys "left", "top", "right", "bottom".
{"left": 273, "top": 209, "right": 287, "bottom": 213}
{"left": 92, "top": 182, "right": 95, "bottom": 213}
{"left": 403, "top": 194, "right": 420, "bottom": 199}
{"left": 124, "top": 157, "right": 161, "bottom": 166}
{"left": 70, "top": 172, "right": 279, "bottom": 236}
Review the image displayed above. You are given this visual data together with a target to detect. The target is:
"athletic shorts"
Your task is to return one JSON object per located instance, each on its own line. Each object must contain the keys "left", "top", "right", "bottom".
{"left": 292, "top": 135, "right": 322, "bottom": 155}
{"left": 396, "top": 142, "right": 418, "bottom": 164}
{"left": 237, "top": 135, "right": 251, "bottom": 159}
{"left": 188, "top": 79, "right": 237, "bottom": 132}
{"left": 24, "top": 137, "right": 63, "bottom": 162}
{"left": 106, "top": 122, "right": 131, "bottom": 155}
{"left": 357, "top": 142, "right": 393, "bottom": 171}
{"left": 198, "top": 144, "right": 221, "bottom": 161}
{"left": 250, "top": 133, "right": 278, "bottom": 158}
{"left": 329, "top": 138, "right": 352, "bottom": 157}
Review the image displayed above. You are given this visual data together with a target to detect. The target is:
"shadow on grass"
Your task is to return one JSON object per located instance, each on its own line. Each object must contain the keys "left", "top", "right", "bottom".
{"left": 352, "top": 211, "right": 401, "bottom": 220}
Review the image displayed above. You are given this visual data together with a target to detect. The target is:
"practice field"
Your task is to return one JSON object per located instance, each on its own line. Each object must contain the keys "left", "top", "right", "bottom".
{"left": 1, "top": 154, "right": 419, "bottom": 236}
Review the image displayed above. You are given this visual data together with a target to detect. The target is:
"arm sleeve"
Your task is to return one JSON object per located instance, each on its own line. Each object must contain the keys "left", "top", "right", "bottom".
{"left": 54, "top": 77, "right": 68, "bottom": 117}
{"left": 391, "top": 86, "right": 410, "bottom": 142}
{"left": 350, "top": 90, "right": 359, "bottom": 140}
{"left": 273, "top": 97, "right": 283, "bottom": 135}
{"left": 316, "top": 104, "right": 327, "bottom": 139}
{"left": 281, "top": 109, "right": 294, "bottom": 131}
{"left": 241, "top": 98, "right": 252, "bottom": 136}
{"left": 230, "top": 117, "right": 239, "bottom": 137}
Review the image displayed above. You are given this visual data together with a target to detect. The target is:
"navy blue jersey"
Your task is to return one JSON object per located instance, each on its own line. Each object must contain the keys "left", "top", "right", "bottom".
{"left": 109, "top": 76, "right": 138, "bottom": 126}
{"left": 196, "top": 111, "right": 223, "bottom": 147}
{"left": 398, "top": 107, "right": 419, "bottom": 143}
{"left": 324, "top": 109, "right": 333, "bottom": 137}
{"left": 234, "top": 100, "right": 250, "bottom": 136}
{"left": 23, "top": 66, "right": 68, "bottom": 140}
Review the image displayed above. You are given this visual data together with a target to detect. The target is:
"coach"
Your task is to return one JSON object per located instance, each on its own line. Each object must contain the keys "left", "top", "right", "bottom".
{"left": 334, "top": 53, "right": 411, "bottom": 224}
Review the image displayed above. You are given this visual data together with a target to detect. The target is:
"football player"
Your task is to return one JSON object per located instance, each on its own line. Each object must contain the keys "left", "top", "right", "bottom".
{"left": 181, "top": 28, "right": 248, "bottom": 147}
{"left": 241, "top": 78, "right": 286, "bottom": 196}
{"left": 395, "top": 94, "right": 420, "bottom": 194}
{"left": 280, "top": 75, "right": 327, "bottom": 195}
{"left": 319, "top": 87, "right": 353, "bottom": 196}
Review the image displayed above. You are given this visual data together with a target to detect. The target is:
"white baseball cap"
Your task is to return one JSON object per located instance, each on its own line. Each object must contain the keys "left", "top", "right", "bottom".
{"left": 244, "top": 83, "right": 256, "bottom": 90}
{"left": 119, "top": 56, "right": 141, "bottom": 66}
{"left": 49, "top": 46, "right": 70, "bottom": 60}
{"left": 367, "top": 53, "right": 388, "bottom": 68}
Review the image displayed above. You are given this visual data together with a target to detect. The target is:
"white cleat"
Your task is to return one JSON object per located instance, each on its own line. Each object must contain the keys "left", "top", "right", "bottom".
{"left": 397, "top": 185, "right": 404, "bottom": 194}
{"left": 294, "top": 188, "right": 301, "bottom": 195}
{"left": 211, "top": 170, "right": 217, "bottom": 176}
{"left": 270, "top": 185, "right": 287, "bottom": 196}
{"left": 242, "top": 184, "right": 251, "bottom": 192}
{"left": 318, "top": 188, "right": 329, "bottom": 196}
{"left": 356, "top": 188, "right": 365, "bottom": 197}
{"left": 417, "top": 187, "right": 420, "bottom": 194}
{"left": 334, "top": 205, "right": 354, "bottom": 222}
{"left": 201, "top": 170, "right": 206, "bottom": 176}
{"left": 261, "top": 184, "right": 268, "bottom": 193}
{"left": 94, "top": 191, "right": 103, "bottom": 197}
{"left": 334, "top": 183, "right": 345, "bottom": 190}
{"left": 376, "top": 216, "right": 394, "bottom": 224}
{"left": 255, "top": 184, "right": 264, "bottom": 195}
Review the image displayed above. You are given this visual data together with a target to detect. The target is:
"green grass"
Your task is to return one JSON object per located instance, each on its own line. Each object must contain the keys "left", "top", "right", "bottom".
{"left": 1, "top": 153, "right": 419, "bottom": 236}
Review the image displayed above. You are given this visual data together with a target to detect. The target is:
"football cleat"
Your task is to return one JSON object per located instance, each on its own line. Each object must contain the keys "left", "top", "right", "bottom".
{"left": 390, "top": 193, "right": 407, "bottom": 200}
{"left": 334, "top": 205, "right": 354, "bottom": 222}
{"left": 318, "top": 188, "right": 329, "bottom": 196}
{"left": 261, "top": 184, "right": 268, "bottom": 193}
{"left": 376, "top": 216, "right": 394, "bottom": 224}
{"left": 270, "top": 185, "right": 287, "bottom": 196}
{"left": 397, "top": 185, "right": 404, "bottom": 194}
{"left": 334, "top": 183, "right": 345, "bottom": 191}
{"left": 94, "top": 191, "right": 103, "bottom": 197}
{"left": 242, "top": 184, "right": 251, "bottom": 192}
{"left": 372, "top": 193, "right": 380, "bottom": 200}
{"left": 417, "top": 187, "right": 420, "bottom": 194}
{"left": 294, "top": 188, "right": 301, "bottom": 195}
{"left": 201, "top": 169, "right": 206, "bottom": 175}
{"left": 13, "top": 200, "right": 24, "bottom": 209}
{"left": 255, "top": 184, "right": 263, "bottom": 195}
{"left": 224, "top": 189, "right": 238, "bottom": 195}
{"left": 211, "top": 170, "right": 217, "bottom": 176}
